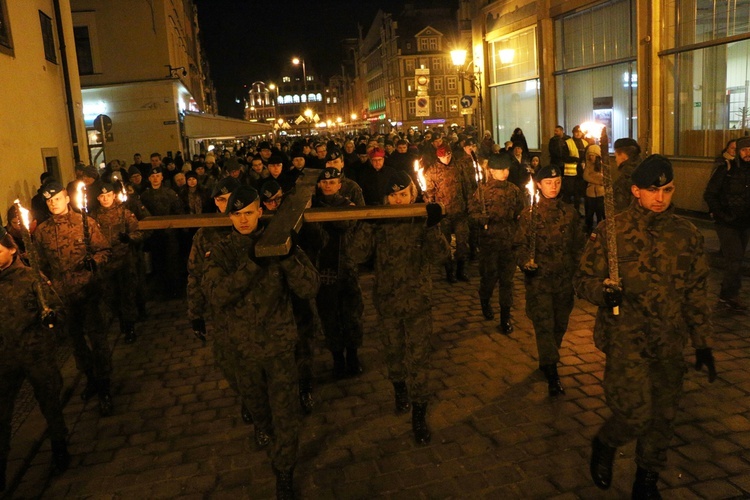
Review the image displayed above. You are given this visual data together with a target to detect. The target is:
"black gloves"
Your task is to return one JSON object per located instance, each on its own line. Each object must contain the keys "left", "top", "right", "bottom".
{"left": 118, "top": 232, "right": 132, "bottom": 244}
{"left": 192, "top": 318, "right": 207, "bottom": 345}
{"left": 521, "top": 262, "right": 538, "bottom": 277}
{"left": 603, "top": 285, "right": 623, "bottom": 308}
{"left": 279, "top": 230, "right": 300, "bottom": 261}
{"left": 82, "top": 255, "right": 97, "bottom": 273}
{"left": 41, "top": 309, "right": 57, "bottom": 329}
{"left": 425, "top": 203, "right": 444, "bottom": 228}
{"left": 695, "top": 348, "right": 717, "bottom": 383}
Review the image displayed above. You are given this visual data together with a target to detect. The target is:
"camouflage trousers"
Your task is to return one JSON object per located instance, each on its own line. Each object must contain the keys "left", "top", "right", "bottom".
{"left": 316, "top": 276, "right": 364, "bottom": 352}
{"left": 212, "top": 329, "right": 240, "bottom": 396}
{"left": 232, "top": 347, "right": 300, "bottom": 471}
{"left": 597, "top": 354, "right": 685, "bottom": 472}
{"left": 67, "top": 293, "right": 112, "bottom": 381}
{"left": 292, "top": 295, "right": 321, "bottom": 381}
{"left": 0, "top": 347, "right": 68, "bottom": 459}
{"left": 380, "top": 312, "right": 433, "bottom": 403}
{"left": 103, "top": 261, "right": 138, "bottom": 327}
{"left": 525, "top": 286, "right": 574, "bottom": 366}
{"left": 479, "top": 244, "right": 517, "bottom": 308}
{"left": 440, "top": 214, "right": 470, "bottom": 262}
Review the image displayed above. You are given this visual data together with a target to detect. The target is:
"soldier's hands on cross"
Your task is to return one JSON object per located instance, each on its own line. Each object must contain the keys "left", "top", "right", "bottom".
{"left": 695, "top": 348, "right": 717, "bottom": 383}
{"left": 425, "top": 203, "right": 444, "bottom": 228}
{"left": 521, "top": 261, "right": 538, "bottom": 277}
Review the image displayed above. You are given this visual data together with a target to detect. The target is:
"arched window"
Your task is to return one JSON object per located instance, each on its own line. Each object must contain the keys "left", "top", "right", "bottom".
{"left": 293, "top": 95, "right": 300, "bottom": 103}
{"left": 315, "top": 93, "right": 322, "bottom": 102}
{"left": 283, "top": 95, "right": 293, "bottom": 104}
{"left": 301, "top": 94, "right": 307, "bottom": 103}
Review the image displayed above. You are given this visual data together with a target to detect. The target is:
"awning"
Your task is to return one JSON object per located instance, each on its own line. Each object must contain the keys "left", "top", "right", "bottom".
{"left": 183, "top": 112, "right": 272, "bottom": 140}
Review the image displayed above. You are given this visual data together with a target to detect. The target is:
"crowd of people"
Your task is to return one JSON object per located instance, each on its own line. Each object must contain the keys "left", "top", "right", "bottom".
{"left": 2, "top": 125, "right": 745, "bottom": 498}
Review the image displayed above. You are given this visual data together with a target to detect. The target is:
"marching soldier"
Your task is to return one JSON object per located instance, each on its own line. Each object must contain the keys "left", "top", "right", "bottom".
{"left": 350, "top": 171, "right": 449, "bottom": 444}
{"left": 0, "top": 227, "right": 69, "bottom": 490}
{"left": 34, "top": 181, "right": 114, "bottom": 416}
{"left": 202, "top": 186, "right": 319, "bottom": 499}
{"left": 513, "top": 166, "right": 585, "bottom": 396}
{"left": 611, "top": 138, "right": 642, "bottom": 213}
{"left": 575, "top": 155, "right": 715, "bottom": 498}
{"left": 471, "top": 154, "right": 525, "bottom": 333}
{"left": 91, "top": 182, "right": 144, "bottom": 344}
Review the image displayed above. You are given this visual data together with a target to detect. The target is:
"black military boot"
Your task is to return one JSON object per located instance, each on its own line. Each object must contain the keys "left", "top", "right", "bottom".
{"left": 50, "top": 439, "right": 71, "bottom": 475}
{"left": 98, "top": 378, "right": 114, "bottom": 417}
{"left": 590, "top": 436, "right": 616, "bottom": 489}
{"left": 541, "top": 364, "right": 565, "bottom": 396}
{"left": 632, "top": 466, "right": 661, "bottom": 499}
{"left": 122, "top": 321, "right": 136, "bottom": 344}
{"left": 345, "top": 348, "right": 363, "bottom": 376}
{"left": 299, "top": 379, "right": 314, "bottom": 416}
{"left": 80, "top": 371, "right": 98, "bottom": 401}
{"left": 0, "top": 458, "right": 6, "bottom": 491}
{"left": 456, "top": 260, "right": 469, "bottom": 282}
{"left": 499, "top": 306, "right": 513, "bottom": 334}
{"left": 445, "top": 263, "right": 457, "bottom": 284}
{"left": 480, "top": 298, "right": 494, "bottom": 320}
{"left": 393, "top": 381, "right": 411, "bottom": 414}
{"left": 273, "top": 466, "right": 295, "bottom": 500}
{"left": 254, "top": 427, "right": 272, "bottom": 449}
{"left": 332, "top": 350, "right": 346, "bottom": 379}
{"left": 241, "top": 403, "right": 253, "bottom": 424}
{"left": 412, "top": 402, "right": 431, "bottom": 445}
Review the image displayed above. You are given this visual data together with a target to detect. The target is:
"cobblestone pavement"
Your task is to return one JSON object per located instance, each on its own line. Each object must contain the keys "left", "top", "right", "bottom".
{"left": 4, "top": 218, "right": 750, "bottom": 499}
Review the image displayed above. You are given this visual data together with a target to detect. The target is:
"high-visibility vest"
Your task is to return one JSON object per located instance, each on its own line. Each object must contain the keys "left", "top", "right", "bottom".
{"left": 564, "top": 138, "right": 586, "bottom": 176}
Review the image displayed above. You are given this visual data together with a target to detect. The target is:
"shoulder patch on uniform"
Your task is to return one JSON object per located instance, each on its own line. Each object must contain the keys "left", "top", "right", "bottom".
{"left": 589, "top": 232, "right": 597, "bottom": 242}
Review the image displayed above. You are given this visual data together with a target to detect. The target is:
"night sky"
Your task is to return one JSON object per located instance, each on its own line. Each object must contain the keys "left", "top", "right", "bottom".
{"left": 194, "top": 0, "right": 456, "bottom": 118}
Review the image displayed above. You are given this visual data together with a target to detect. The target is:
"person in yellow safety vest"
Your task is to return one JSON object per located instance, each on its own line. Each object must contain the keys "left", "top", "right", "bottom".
{"left": 562, "top": 125, "right": 588, "bottom": 214}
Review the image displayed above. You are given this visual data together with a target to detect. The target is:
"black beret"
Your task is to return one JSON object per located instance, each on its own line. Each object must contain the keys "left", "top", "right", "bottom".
{"left": 614, "top": 138, "right": 641, "bottom": 155}
{"left": 260, "top": 180, "right": 282, "bottom": 201}
{"left": 149, "top": 166, "right": 163, "bottom": 175}
{"left": 326, "top": 148, "right": 343, "bottom": 162}
{"left": 534, "top": 165, "right": 562, "bottom": 182}
{"left": 258, "top": 141, "right": 272, "bottom": 150}
{"left": 384, "top": 170, "right": 413, "bottom": 195}
{"left": 355, "top": 144, "right": 368, "bottom": 155}
{"left": 127, "top": 166, "right": 141, "bottom": 176}
{"left": 737, "top": 136, "right": 750, "bottom": 150}
{"left": 318, "top": 167, "right": 342, "bottom": 181}
{"left": 290, "top": 149, "right": 306, "bottom": 159}
{"left": 97, "top": 182, "right": 115, "bottom": 195}
{"left": 226, "top": 186, "right": 259, "bottom": 213}
{"left": 488, "top": 153, "right": 511, "bottom": 170}
{"left": 632, "top": 154, "right": 673, "bottom": 188}
{"left": 211, "top": 177, "right": 241, "bottom": 198}
{"left": 224, "top": 159, "right": 241, "bottom": 172}
{"left": 267, "top": 154, "right": 285, "bottom": 165}
{"left": 41, "top": 181, "right": 66, "bottom": 199}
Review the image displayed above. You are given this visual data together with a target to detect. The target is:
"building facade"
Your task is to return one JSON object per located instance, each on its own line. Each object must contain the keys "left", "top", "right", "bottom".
{"left": 0, "top": 0, "right": 88, "bottom": 212}
{"left": 468, "top": 0, "right": 750, "bottom": 211}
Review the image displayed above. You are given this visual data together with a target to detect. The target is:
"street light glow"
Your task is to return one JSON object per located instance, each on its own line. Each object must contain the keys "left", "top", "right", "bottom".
{"left": 451, "top": 49, "right": 467, "bottom": 67}
{"left": 292, "top": 57, "right": 300, "bottom": 65}
{"left": 304, "top": 108, "right": 313, "bottom": 118}
{"left": 351, "top": 113, "right": 357, "bottom": 121}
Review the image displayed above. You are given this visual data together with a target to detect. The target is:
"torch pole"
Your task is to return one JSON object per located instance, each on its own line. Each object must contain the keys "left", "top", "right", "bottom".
{"left": 600, "top": 128, "right": 620, "bottom": 315}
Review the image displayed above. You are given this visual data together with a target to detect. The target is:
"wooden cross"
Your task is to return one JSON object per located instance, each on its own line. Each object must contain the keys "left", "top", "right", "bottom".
{"left": 138, "top": 172, "right": 439, "bottom": 256}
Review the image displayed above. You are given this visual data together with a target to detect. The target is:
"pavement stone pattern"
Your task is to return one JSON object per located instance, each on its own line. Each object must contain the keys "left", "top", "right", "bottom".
{"left": 4, "top": 217, "right": 750, "bottom": 499}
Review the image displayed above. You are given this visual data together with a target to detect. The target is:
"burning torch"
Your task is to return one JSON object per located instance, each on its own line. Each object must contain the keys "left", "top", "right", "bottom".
{"left": 76, "top": 182, "right": 96, "bottom": 273}
{"left": 470, "top": 150, "right": 486, "bottom": 216}
{"left": 413, "top": 159, "right": 427, "bottom": 192}
{"left": 13, "top": 200, "right": 57, "bottom": 328}
{"left": 522, "top": 177, "right": 539, "bottom": 273}
{"left": 598, "top": 125, "right": 621, "bottom": 315}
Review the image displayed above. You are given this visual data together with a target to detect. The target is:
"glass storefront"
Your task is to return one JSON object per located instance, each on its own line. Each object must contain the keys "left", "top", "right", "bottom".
{"left": 554, "top": 0, "right": 636, "bottom": 142}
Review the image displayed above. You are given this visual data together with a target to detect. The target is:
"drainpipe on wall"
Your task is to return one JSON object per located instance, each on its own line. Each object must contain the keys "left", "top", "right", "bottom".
{"left": 53, "top": 0, "right": 80, "bottom": 163}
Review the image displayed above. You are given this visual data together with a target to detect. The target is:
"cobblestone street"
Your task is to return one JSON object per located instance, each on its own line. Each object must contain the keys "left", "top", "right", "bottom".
{"left": 4, "top": 218, "right": 750, "bottom": 499}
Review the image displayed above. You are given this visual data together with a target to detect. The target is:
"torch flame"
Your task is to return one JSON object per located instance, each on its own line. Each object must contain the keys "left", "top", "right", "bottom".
{"left": 525, "top": 177, "right": 536, "bottom": 206}
{"left": 118, "top": 190, "right": 128, "bottom": 204}
{"left": 76, "top": 181, "right": 87, "bottom": 212}
{"left": 413, "top": 159, "right": 427, "bottom": 192}
{"left": 472, "top": 159, "right": 483, "bottom": 184}
{"left": 579, "top": 121, "right": 605, "bottom": 140}
{"left": 13, "top": 199, "right": 31, "bottom": 230}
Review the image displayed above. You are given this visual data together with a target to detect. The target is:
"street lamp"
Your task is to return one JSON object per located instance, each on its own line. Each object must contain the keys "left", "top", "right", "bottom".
{"left": 303, "top": 107, "right": 313, "bottom": 135}
{"left": 292, "top": 57, "right": 307, "bottom": 94}
{"left": 451, "top": 48, "right": 484, "bottom": 134}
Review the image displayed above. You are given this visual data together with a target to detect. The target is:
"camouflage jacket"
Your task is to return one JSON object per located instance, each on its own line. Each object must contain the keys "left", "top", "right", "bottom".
{"left": 202, "top": 228, "right": 320, "bottom": 355}
{"left": 453, "top": 151, "right": 479, "bottom": 194}
{"left": 34, "top": 210, "right": 112, "bottom": 302}
{"left": 350, "top": 218, "right": 450, "bottom": 316}
{"left": 0, "top": 257, "right": 64, "bottom": 354}
{"left": 513, "top": 196, "right": 584, "bottom": 292}
{"left": 574, "top": 204, "right": 712, "bottom": 357}
{"left": 613, "top": 158, "right": 639, "bottom": 214}
{"left": 91, "top": 203, "right": 144, "bottom": 266}
{"left": 305, "top": 193, "right": 357, "bottom": 284}
{"left": 703, "top": 157, "right": 750, "bottom": 228}
{"left": 341, "top": 177, "right": 366, "bottom": 207}
{"left": 422, "top": 159, "right": 470, "bottom": 216}
{"left": 140, "top": 185, "right": 184, "bottom": 216}
{"left": 187, "top": 225, "right": 232, "bottom": 321}
{"left": 470, "top": 179, "right": 525, "bottom": 250}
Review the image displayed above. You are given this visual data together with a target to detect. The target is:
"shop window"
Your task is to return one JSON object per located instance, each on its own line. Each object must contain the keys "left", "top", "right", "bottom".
{"left": 491, "top": 80, "right": 541, "bottom": 150}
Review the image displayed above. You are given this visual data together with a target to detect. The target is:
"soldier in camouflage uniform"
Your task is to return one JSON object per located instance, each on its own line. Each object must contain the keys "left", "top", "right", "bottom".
{"left": 513, "top": 166, "right": 584, "bottom": 396}
{"left": 470, "top": 154, "right": 525, "bottom": 333}
{"left": 121, "top": 182, "right": 151, "bottom": 319}
{"left": 575, "top": 155, "right": 715, "bottom": 498}
{"left": 186, "top": 177, "right": 254, "bottom": 424}
{"left": 611, "top": 138, "right": 642, "bottom": 214}
{"left": 140, "top": 165, "right": 184, "bottom": 297}
{"left": 91, "top": 182, "right": 144, "bottom": 344}
{"left": 34, "top": 181, "right": 114, "bottom": 416}
{"left": 350, "top": 171, "right": 449, "bottom": 445}
{"left": 454, "top": 137, "right": 481, "bottom": 260}
{"left": 325, "top": 147, "right": 365, "bottom": 207}
{"left": 202, "top": 186, "right": 320, "bottom": 499}
{"left": 423, "top": 144, "right": 472, "bottom": 282}
{"left": 0, "top": 227, "right": 69, "bottom": 490}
